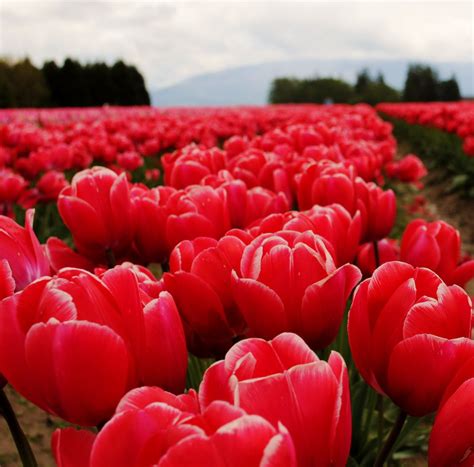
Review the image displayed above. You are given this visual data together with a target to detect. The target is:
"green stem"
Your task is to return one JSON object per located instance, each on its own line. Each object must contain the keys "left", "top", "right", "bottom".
{"left": 373, "top": 240, "right": 381, "bottom": 269}
{"left": 374, "top": 409, "right": 407, "bottom": 467}
{"left": 105, "top": 248, "right": 116, "bottom": 269}
{"left": 377, "top": 394, "right": 385, "bottom": 447}
{"left": 0, "top": 388, "right": 38, "bottom": 467}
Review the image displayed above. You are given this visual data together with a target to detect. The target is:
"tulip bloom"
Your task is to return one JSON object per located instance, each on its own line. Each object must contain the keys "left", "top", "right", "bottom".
{"left": 304, "top": 204, "right": 362, "bottom": 265}
{"left": 57, "top": 167, "right": 134, "bottom": 262}
{"left": 231, "top": 231, "right": 361, "bottom": 349}
{"left": 348, "top": 261, "right": 474, "bottom": 416}
{"left": 400, "top": 219, "right": 474, "bottom": 289}
{"left": 0, "top": 168, "right": 28, "bottom": 215}
{"left": 296, "top": 161, "right": 356, "bottom": 211}
{"left": 355, "top": 179, "right": 396, "bottom": 242}
{"left": 385, "top": 154, "right": 427, "bottom": 183}
{"left": 165, "top": 185, "right": 231, "bottom": 250}
{"left": 130, "top": 185, "right": 176, "bottom": 264}
{"left": 163, "top": 234, "right": 248, "bottom": 356}
{"left": 248, "top": 205, "right": 362, "bottom": 266}
{"left": 36, "top": 171, "right": 69, "bottom": 202}
{"left": 219, "top": 180, "right": 289, "bottom": 229}
{"left": 428, "top": 378, "right": 474, "bottom": 467}
{"left": 200, "top": 333, "right": 351, "bottom": 467}
{"left": 163, "top": 145, "right": 227, "bottom": 189}
{"left": 0, "top": 266, "right": 187, "bottom": 426}
{"left": 53, "top": 387, "right": 296, "bottom": 467}
{"left": 0, "top": 209, "right": 49, "bottom": 298}
{"left": 296, "top": 163, "right": 396, "bottom": 242}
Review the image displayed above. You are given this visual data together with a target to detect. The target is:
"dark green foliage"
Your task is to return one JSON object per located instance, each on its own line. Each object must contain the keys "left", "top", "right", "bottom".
{"left": 402, "top": 64, "right": 461, "bottom": 102}
{"left": 0, "top": 58, "right": 50, "bottom": 108}
{"left": 438, "top": 77, "right": 461, "bottom": 101}
{"left": 0, "top": 57, "right": 150, "bottom": 108}
{"left": 381, "top": 114, "right": 474, "bottom": 198}
{"left": 403, "top": 64, "right": 439, "bottom": 101}
{"left": 269, "top": 70, "right": 399, "bottom": 105}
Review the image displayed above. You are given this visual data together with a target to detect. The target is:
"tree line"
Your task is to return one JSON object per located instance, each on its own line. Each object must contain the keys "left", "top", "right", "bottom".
{"left": 0, "top": 58, "right": 150, "bottom": 108}
{"left": 269, "top": 64, "right": 461, "bottom": 105}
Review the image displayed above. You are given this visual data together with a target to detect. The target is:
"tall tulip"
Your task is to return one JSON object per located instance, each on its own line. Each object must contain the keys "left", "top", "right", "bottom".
{"left": 165, "top": 185, "right": 231, "bottom": 250}
{"left": 348, "top": 261, "right": 474, "bottom": 416}
{"left": 231, "top": 231, "right": 361, "bottom": 349}
{"left": 400, "top": 219, "right": 474, "bottom": 289}
{"left": 163, "top": 234, "right": 248, "bottom": 356}
{"left": 0, "top": 265, "right": 187, "bottom": 426}
{"left": 130, "top": 185, "right": 176, "bottom": 264}
{"left": 57, "top": 167, "right": 134, "bottom": 263}
{"left": 0, "top": 209, "right": 49, "bottom": 298}
{"left": 200, "top": 333, "right": 351, "bottom": 467}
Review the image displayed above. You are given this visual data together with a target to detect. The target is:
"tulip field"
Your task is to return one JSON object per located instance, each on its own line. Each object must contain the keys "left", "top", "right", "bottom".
{"left": 377, "top": 102, "right": 474, "bottom": 198}
{"left": 0, "top": 103, "right": 473, "bottom": 466}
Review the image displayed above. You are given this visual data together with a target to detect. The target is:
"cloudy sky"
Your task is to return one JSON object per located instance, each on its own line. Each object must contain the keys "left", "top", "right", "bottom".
{"left": 0, "top": 0, "right": 472, "bottom": 90}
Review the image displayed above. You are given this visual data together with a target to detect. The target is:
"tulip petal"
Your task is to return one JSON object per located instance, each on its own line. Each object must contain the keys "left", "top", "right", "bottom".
{"left": 231, "top": 274, "right": 288, "bottom": 339}
{"left": 0, "top": 259, "right": 15, "bottom": 299}
{"left": 428, "top": 378, "right": 474, "bottom": 467}
{"left": 25, "top": 320, "right": 129, "bottom": 425}
{"left": 387, "top": 335, "right": 474, "bottom": 416}
{"left": 301, "top": 263, "right": 361, "bottom": 348}
{"left": 237, "top": 361, "right": 344, "bottom": 466}
{"left": 139, "top": 293, "right": 187, "bottom": 393}
{"left": 52, "top": 428, "right": 96, "bottom": 467}
{"left": 116, "top": 387, "right": 199, "bottom": 415}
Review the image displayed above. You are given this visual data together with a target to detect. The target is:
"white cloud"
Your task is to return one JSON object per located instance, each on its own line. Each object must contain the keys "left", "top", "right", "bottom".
{"left": 0, "top": 0, "right": 472, "bottom": 89}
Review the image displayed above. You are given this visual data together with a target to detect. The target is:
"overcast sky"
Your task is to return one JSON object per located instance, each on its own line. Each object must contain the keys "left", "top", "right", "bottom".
{"left": 0, "top": 1, "right": 472, "bottom": 90}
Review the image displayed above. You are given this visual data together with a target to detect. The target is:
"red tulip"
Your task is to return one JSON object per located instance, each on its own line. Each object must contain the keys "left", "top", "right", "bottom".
{"left": 304, "top": 204, "right": 362, "bottom": 265}
{"left": 0, "top": 209, "right": 49, "bottom": 297}
{"left": 428, "top": 378, "right": 474, "bottom": 466}
{"left": 400, "top": 219, "right": 474, "bottom": 289}
{"left": 53, "top": 387, "right": 296, "bottom": 467}
{"left": 355, "top": 179, "right": 396, "bottom": 241}
{"left": 348, "top": 261, "right": 474, "bottom": 416}
{"left": 356, "top": 239, "right": 400, "bottom": 276}
{"left": 57, "top": 167, "right": 134, "bottom": 262}
{"left": 165, "top": 185, "right": 231, "bottom": 250}
{"left": 0, "top": 168, "right": 27, "bottom": 204}
{"left": 296, "top": 161, "right": 356, "bottom": 211}
{"left": 130, "top": 185, "right": 176, "bottom": 264}
{"left": 248, "top": 205, "right": 362, "bottom": 266}
{"left": 220, "top": 180, "right": 289, "bottom": 229}
{"left": 36, "top": 171, "right": 69, "bottom": 202}
{"left": 163, "top": 234, "right": 248, "bottom": 356}
{"left": 231, "top": 231, "right": 361, "bottom": 348}
{"left": 0, "top": 168, "right": 28, "bottom": 216}
{"left": 163, "top": 145, "right": 227, "bottom": 189}
{"left": 385, "top": 154, "right": 427, "bottom": 183}
{"left": 200, "top": 333, "right": 351, "bottom": 467}
{"left": 296, "top": 163, "right": 396, "bottom": 242}
{"left": 0, "top": 265, "right": 187, "bottom": 425}
{"left": 116, "top": 151, "right": 144, "bottom": 172}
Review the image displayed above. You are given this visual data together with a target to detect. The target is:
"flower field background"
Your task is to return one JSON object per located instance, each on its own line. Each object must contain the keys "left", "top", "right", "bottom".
{"left": 0, "top": 103, "right": 473, "bottom": 466}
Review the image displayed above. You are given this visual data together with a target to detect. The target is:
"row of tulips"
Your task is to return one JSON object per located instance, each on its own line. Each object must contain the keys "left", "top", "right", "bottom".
{"left": 0, "top": 104, "right": 473, "bottom": 466}
{"left": 377, "top": 101, "right": 474, "bottom": 158}
{"left": 0, "top": 104, "right": 429, "bottom": 220}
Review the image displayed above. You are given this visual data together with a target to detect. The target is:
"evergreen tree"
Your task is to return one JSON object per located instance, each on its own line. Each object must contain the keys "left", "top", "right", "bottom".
{"left": 438, "top": 76, "right": 461, "bottom": 101}
{"left": 403, "top": 64, "right": 439, "bottom": 101}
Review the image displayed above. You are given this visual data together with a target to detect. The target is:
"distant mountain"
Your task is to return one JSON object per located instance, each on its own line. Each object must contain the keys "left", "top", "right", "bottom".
{"left": 151, "top": 58, "right": 473, "bottom": 106}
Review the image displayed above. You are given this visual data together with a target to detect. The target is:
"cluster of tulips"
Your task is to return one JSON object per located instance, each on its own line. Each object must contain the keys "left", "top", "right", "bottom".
{"left": 0, "top": 104, "right": 473, "bottom": 466}
{"left": 377, "top": 101, "right": 474, "bottom": 158}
